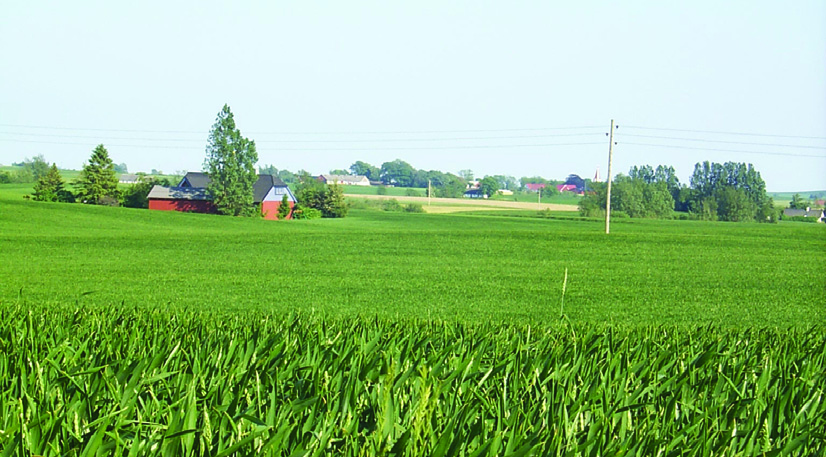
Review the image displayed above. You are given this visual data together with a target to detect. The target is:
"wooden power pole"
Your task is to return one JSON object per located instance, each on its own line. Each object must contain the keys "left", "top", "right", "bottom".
{"left": 605, "top": 119, "right": 616, "bottom": 234}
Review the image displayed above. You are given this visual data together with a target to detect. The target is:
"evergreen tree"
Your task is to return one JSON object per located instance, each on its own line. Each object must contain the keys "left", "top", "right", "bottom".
{"left": 33, "top": 163, "right": 66, "bottom": 202}
{"left": 204, "top": 105, "right": 259, "bottom": 216}
{"left": 76, "top": 145, "right": 120, "bottom": 205}
{"left": 277, "top": 193, "right": 291, "bottom": 220}
{"left": 322, "top": 184, "right": 348, "bottom": 218}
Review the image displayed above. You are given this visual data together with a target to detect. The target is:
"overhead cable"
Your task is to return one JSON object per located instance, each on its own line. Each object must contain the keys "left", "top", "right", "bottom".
{"left": 623, "top": 125, "right": 826, "bottom": 141}
{"left": 622, "top": 142, "right": 826, "bottom": 158}
{"left": 622, "top": 134, "right": 826, "bottom": 150}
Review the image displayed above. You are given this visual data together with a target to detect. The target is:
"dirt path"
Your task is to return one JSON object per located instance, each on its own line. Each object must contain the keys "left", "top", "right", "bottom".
{"left": 346, "top": 194, "right": 578, "bottom": 213}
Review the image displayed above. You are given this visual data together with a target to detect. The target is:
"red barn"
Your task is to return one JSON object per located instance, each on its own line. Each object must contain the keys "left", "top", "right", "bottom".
{"left": 149, "top": 172, "right": 297, "bottom": 219}
{"left": 147, "top": 186, "right": 217, "bottom": 213}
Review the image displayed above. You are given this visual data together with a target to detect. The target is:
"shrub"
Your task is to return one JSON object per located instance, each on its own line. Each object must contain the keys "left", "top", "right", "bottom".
{"left": 405, "top": 188, "right": 420, "bottom": 197}
{"left": 98, "top": 196, "right": 120, "bottom": 207}
{"left": 293, "top": 206, "right": 322, "bottom": 220}
{"left": 404, "top": 203, "right": 425, "bottom": 213}
{"left": 382, "top": 199, "right": 403, "bottom": 212}
{"left": 376, "top": 186, "right": 388, "bottom": 195}
{"left": 782, "top": 216, "right": 819, "bottom": 223}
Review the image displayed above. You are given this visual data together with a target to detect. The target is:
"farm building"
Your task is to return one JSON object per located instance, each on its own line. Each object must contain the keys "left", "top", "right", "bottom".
{"left": 147, "top": 186, "right": 216, "bottom": 214}
{"left": 525, "top": 183, "right": 546, "bottom": 192}
{"left": 782, "top": 208, "right": 825, "bottom": 222}
{"left": 318, "top": 174, "right": 370, "bottom": 186}
{"left": 463, "top": 189, "right": 486, "bottom": 199}
{"left": 149, "top": 172, "right": 297, "bottom": 219}
{"left": 119, "top": 174, "right": 139, "bottom": 184}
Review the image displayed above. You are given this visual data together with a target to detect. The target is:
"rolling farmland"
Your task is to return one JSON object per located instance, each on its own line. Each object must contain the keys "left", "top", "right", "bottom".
{"left": 1, "top": 188, "right": 824, "bottom": 455}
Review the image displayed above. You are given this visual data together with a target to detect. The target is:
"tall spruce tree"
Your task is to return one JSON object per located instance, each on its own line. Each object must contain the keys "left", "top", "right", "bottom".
{"left": 204, "top": 105, "right": 258, "bottom": 216}
{"left": 76, "top": 145, "right": 119, "bottom": 205}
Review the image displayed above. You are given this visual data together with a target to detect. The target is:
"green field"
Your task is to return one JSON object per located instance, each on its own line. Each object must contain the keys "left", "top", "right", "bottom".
{"left": 769, "top": 190, "right": 826, "bottom": 208}
{"left": 2, "top": 189, "right": 822, "bottom": 325}
{"left": 1, "top": 185, "right": 825, "bottom": 455}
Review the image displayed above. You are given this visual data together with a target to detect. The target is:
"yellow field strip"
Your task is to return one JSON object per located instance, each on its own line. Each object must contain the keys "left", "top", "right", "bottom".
{"left": 345, "top": 194, "right": 579, "bottom": 213}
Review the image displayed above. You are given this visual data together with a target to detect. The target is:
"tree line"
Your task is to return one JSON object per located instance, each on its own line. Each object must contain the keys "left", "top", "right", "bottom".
{"left": 23, "top": 105, "right": 348, "bottom": 219}
{"left": 24, "top": 145, "right": 174, "bottom": 207}
{"left": 259, "top": 159, "right": 590, "bottom": 199}
{"left": 579, "top": 162, "right": 778, "bottom": 222}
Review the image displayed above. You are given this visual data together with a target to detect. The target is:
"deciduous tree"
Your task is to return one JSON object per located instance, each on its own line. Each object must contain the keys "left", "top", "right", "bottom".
{"left": 479, "top": 176, "right": 499, "bottom": 197}
{"left": 380, "top": 159, "right": 415, "bottom": 187}
{"left": 349, "top": 161, "right": 380, "bottom": 180}
{"left": 295, "top": 172, "right": 347, "bottom": 218}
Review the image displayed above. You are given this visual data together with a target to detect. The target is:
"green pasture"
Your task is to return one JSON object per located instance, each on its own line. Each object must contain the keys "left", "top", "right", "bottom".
{"left": 1, "top": 185, "right": 823, "bottom": 327}
{"left": 2, "top": 183, "right": 825, "bottom": 455}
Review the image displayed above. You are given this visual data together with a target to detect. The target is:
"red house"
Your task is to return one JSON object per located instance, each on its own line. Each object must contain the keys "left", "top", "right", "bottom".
{"left": 148, "top": 172, "right": 298, "bottom": 219}
{"left": 525, "top": 183, "right": 546, "bottom": 192}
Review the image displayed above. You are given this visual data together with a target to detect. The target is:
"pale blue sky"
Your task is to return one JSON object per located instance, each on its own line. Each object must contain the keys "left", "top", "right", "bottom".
{"left": 2, "top": 1, "right": 824, "bottom": 191}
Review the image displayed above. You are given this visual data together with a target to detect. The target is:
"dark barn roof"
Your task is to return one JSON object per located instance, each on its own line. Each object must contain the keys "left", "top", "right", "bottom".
{"left": 179, "top": 172, "right": 211, "bottom": 188}
{"left": 253, "top": 174, "right": 288, "bottom": 202}
{"left": 178, "top": 172, "right": 288, "bottom": 203}
{"left": 147, "top": 185, "right": 212, "bottom": 201}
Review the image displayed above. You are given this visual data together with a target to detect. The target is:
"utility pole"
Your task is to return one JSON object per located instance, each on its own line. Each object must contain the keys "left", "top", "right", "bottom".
{"left": 605, "top": 119, "right": 617, "bottom": 234}
{"left": 428, "top": 179, "right": 431, "bottom": 206}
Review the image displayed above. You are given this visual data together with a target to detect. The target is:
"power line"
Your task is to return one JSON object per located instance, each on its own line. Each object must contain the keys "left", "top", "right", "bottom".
{"left": 0, "top": 124, "right": 204, "bottom": 135}
{"left": 0, "top": 138, "right": 604, "bottom": 151}
{"left": 0, "top": 139, "right": 200, "bottom": 149}
{"left": 0, "top": 122, "right": 604, "bottom": 136}
{"left": 623, "top": 125, "right": 826, "bottom": 141}
{"left": 623, "top": 142, "right": 826, "bottom": 158}
{"left": 622, "top": 133, "right": 826, "bottom": 150}
{"left": 0, "top": 130, "right": 604, "bottom": 143}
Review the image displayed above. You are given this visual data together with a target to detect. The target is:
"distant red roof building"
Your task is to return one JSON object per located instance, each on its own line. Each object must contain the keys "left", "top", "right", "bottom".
{"left": 525, "top": 183, "right": 546, "bottom": 192}
{"left": 557, "top": 184, "right": 577, "bottom": 192}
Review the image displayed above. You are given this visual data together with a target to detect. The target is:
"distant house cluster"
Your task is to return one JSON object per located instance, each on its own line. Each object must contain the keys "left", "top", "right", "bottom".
{"left": 782, "top": 207, "right": 825, "bottom": 223}
{"left": 524, "top": 173, "right": 588, "bottom": 195}
{"left": 118, "top": 174, "right": 139, "bottom": 184}
{"left": 148, "top": 172, "right": 297, "bottom": 219}
{"left": 317, "top": 174, "right": 370, "bottom": 186}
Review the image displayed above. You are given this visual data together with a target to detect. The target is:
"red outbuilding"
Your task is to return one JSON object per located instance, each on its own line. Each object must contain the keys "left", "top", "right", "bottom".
{"left": 148, "top": 172, "right": 297, "bottom": 219}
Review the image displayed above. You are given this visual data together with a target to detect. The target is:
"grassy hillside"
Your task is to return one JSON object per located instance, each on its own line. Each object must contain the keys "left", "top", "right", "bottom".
{"left": 1, "top": 185, "right": 822, "bottom": 326}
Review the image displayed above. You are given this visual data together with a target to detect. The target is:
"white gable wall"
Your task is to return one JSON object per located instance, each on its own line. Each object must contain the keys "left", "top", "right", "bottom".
{"left": 263, "top": 186, "right": 297, "bottom": 203}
